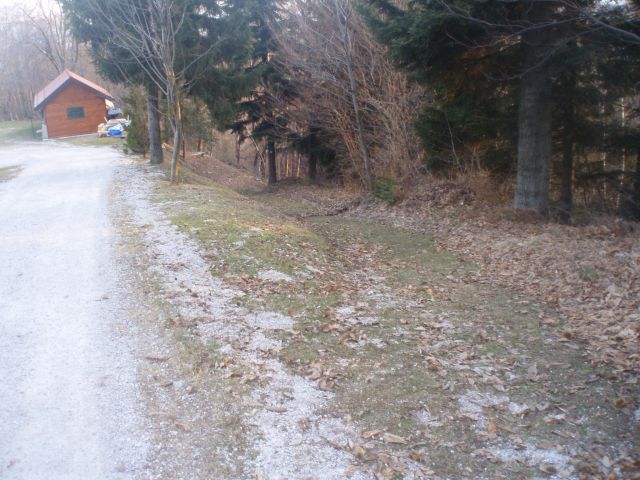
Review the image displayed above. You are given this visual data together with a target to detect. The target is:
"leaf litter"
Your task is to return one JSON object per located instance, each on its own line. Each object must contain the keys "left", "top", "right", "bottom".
{"left": 122, "top": 163, "right": 373, "bottom": 479}
{"left": 127, "top": 157, "right": 639, "bottom": 479}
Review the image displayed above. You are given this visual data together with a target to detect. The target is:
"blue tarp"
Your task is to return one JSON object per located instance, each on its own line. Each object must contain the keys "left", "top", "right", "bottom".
{"left": 107, "top": 123, "right": 124, "bottom": 138}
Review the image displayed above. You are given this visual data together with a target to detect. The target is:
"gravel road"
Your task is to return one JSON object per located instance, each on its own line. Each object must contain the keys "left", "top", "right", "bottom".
{"left": 0, "top": 142, "right": 147, "bottom": 479}
{"left": 0, "top": 140, "right": 372, "bottom": 480}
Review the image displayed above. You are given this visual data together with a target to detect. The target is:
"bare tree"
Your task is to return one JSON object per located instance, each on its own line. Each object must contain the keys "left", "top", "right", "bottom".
{"left": 0, "top": 8, "right": 59, "bottom": 120}
{"left": 331, "top": 0, "right": 373, "bottom": 188}
{"left": 275, "top": 0, "right": 424, "bottom": 187}
{"left": 23, "top": 0, "right": 79, "bottom": 73}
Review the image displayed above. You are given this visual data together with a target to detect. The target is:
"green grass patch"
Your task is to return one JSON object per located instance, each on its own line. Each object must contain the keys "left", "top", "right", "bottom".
{"left": 0, "top": 120, "right": 38, "bottom": 143}
{"left": 63, "top": 135, "right": 125, "bottom": 148}
{"left": 149, "top": 171, "right": 635, "bottom": 479}
{"left": 0, "top": 165, "right": 22, "bottom": 182}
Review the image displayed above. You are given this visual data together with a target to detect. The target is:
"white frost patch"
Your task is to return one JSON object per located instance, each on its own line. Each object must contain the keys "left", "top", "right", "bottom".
{"left": 248, "top": 332, "right": 282, "bottom": 352}
{"left": 124, "top": 165, "right": 370, "bottom": 479}
{"left": 250, "top": 368, "right": 370, "bottom": 480}
{"left": 245, "top": 311, "right": 294, "bottom": 330}
{"left": 358, "top": 316, "right": 380, "bottom": 326}
{"left": 415, "top": 409, "right": 443, "bottom": 428}
{"left": 508, "top": 402, "right": 530, "bottom": 416}
{"left": 258, "top": 269, "right": 294, "bottom": 282}
{"left": 335, "top": 305, "right": 380, "bottom": 326}
{"left": 488, "top": 444, "right": 575, "bottom": 479}
{"left": 336, "top": 306, "right": 356, "bottom": 317}
{"left": 458, "top": 390, "right": 509, "bottom": 429}
{"left": 305, "top": 264, "right": 323, "bottom": 274}
{"left": 368, "top": 337, "right": 387, "bottom": 349}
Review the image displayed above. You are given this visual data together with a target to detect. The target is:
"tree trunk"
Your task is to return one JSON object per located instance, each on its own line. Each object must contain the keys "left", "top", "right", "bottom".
{"left": 559, "top": 136, "right": 574, "bottom": 224}
{"left": 267, "top": 137, "right": 277, "bottom": 185}
{"left": 514, "top": 2, "right": 553, "bottom": 214}
{"left": 169, "top": 94, "right": 182, "bottom": 183}
{"left": 147, "top": 85, "right": 163, "bottom": 165}
{"left": 170, "top": 115, "right": 181, "bottom": 182}
{"left": 559, "top": 75, "right": 576, "bottom": 224}
{"left": 308, "top": 153, "right": 318, "bottom": 182}
{"left": 626, "top": 150, "right": 640, "bottom": 221}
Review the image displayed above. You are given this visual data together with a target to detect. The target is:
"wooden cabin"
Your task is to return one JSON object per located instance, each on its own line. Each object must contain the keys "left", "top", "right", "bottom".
{"left": 33, "top": 70, "right": 115, "bottom": 139}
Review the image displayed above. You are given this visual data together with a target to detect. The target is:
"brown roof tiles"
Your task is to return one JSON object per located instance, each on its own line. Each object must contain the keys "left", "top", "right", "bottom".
{"left": 33, "top": 69, "right": 115, "bottom": 110}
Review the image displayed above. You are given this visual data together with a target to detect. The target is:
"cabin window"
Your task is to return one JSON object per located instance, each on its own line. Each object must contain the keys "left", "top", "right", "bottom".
{"left": 67, "top": 107, "right": 85, "bottom": 120}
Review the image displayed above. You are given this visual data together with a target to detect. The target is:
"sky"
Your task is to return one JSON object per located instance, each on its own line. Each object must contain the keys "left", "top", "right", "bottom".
{"left": 0, "top": 0, "right": 55, "bottom": 11}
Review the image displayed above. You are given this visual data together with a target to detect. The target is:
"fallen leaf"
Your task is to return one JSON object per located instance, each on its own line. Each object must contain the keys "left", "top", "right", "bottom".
{"left": 343, "top": 465, "right": 360, "bottom": 477}
{"left": 144, "top": 355, "right": 169, "bottom": 362}
{"left": 383, "top": 432, "right": 407, "bottom": 444}
{"left": 613, "top": 398, "right": 627, "bottom": 408}
{"left": 174, "top": 422, "right": 192, "bottom": 432}
{"left": 487, "top": 419, "right": 497, "bottom": 436}
{"left": 539, "top": 464, "right": 557, "bottom": 474}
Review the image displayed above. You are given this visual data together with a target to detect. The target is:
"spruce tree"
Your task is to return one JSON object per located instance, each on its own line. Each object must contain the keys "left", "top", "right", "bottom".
{"left": 226, "top": 0, "right": 294, "bottom": 185}
{"left": 365, "top": 0, "right": 639, "bottom": 215}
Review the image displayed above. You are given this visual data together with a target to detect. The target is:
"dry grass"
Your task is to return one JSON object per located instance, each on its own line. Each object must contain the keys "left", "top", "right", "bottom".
{"left": 158, "top": 157, "right": 639, "bottom": 478}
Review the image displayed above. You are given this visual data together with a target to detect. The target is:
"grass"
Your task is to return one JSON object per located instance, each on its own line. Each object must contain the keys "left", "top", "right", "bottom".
{"left": 148, "top": 169, "right": 636, "bottom": 479}
{"left": 0, "top": 120, "right": 38, "bottom": 144}
{"left": 0, "top": 165, "right": 22, "bottom": 182}
{"left": 63, "top": 135, "right": 125, "bottom": 148}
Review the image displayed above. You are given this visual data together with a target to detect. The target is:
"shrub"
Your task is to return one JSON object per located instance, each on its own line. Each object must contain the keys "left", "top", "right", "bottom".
{"left": 123, "top": 88, "right": 149, "bottom": 155}
{"left": 373, "top": 176, "right": 398, "bottom": 203}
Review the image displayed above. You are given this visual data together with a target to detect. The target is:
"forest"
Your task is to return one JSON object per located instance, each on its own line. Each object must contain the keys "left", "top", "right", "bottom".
{"left": 1, "top": 1, "right": 639, "bottom": 477}
{"left": 0, "top": 0, "right": 638, "bottom": 223}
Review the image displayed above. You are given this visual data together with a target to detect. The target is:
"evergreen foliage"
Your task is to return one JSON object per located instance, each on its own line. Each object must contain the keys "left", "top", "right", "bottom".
{"left": 62, "top": 0, "right": 256, "bottom": 178}
{"left": 226, "top": 0, "right": 294, "bottom": 184}
{"left": 365, "top": 0, "right": 640, "bottom": 216}
{"left": 123, "top": 88, "right": 149, "bottom": 155}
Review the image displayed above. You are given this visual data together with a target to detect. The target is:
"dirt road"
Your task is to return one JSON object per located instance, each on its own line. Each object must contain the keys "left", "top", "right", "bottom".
{"left": 0, "top": 142, "right": 146, "bottom": 479}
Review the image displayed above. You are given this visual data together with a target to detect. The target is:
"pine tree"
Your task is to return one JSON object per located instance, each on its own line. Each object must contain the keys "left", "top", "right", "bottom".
{"left": 365, "top": 0, "right": 639, "bottom": 215}
{"left": 226, "top": 0, "right": 293, "bottom": 185}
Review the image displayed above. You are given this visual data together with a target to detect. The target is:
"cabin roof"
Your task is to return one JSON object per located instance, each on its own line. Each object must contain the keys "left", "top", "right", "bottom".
{"left": 33, "top": 70, "right": 115, "bottom": 111}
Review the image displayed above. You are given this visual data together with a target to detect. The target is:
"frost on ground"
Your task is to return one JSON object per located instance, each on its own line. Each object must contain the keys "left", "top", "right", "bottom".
{"left": 457, "top": 390, "right": 509, "bottom": 429}
{"left": 116, "top": 156, "right": 638, "bottom": 479}
{"left": 459, "top": 390, "right": 577, "bottom": 479}
{"left": 122, "top": 161, "right": 371, "bottom": 479}
{"left": 484, "top": 444, "right": 575, "bottom": 479}
{"left": 257, "top": 269, "right": 294, "bottom": 283}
